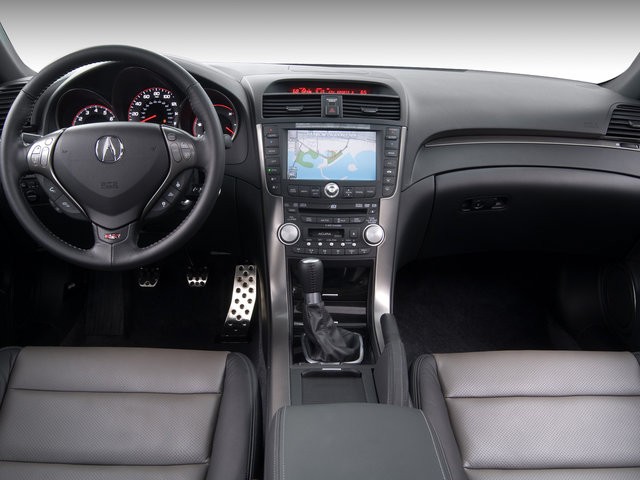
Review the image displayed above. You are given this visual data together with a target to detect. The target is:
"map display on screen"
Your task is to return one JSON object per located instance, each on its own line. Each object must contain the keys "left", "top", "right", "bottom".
{"left": 286, "top": 130, "right": 377, "bottom": 181}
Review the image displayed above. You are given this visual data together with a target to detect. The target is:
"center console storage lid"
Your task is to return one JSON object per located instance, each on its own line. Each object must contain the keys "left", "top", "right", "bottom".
{"left": 266, "top": 403, "right": 447, "bottom": 480}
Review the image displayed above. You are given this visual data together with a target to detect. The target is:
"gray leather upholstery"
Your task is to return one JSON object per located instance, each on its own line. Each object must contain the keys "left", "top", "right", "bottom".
{"left": 0, "top": 346, "right": 259, "bottom": 480}
{"left": 266, "top": 403, "right": 447, "bottom": 480}
{"left": 412, "top": 350, "right": 640, "bottom": 480}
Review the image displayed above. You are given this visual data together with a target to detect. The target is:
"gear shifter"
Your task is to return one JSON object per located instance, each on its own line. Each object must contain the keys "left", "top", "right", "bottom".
{"left": 298, "top": 258, "right": 362, "bottom": 363}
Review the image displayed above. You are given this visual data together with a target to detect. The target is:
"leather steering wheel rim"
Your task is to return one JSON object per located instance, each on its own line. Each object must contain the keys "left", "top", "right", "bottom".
{"left": 0, "top": 45, "right": 224, "bottom": 270}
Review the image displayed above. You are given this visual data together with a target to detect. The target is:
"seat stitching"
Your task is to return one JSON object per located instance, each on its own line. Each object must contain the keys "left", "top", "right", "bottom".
{"left": 444, "top": 394, "right": 640, "bottom": 399}
{"left": 0, "top": 459, "right": 209, "bottom": 467}
{"left": 386, "top": 343, "right": 393, "bottom": 404}
{"left": 462, "top": 466, "right": 640, "bottom": 471}
{"left": 7, "top": 387, "right": 222, "bottom": 395}
{"left": 236, "top": 353, "right": 257, "bottom": 480}
{"left": 399, "top": 344, "right": 408, "bottom": 406}
{"left": 411, "top": 355, "right": 423, "bottom": 408}
{"left": 271, "top": 409, "right": 277, "bottom": 480}
{"left": 418, "top": 409, "right": 451, "bottom": 480}
{"left": 280, "top": 408, "right": 287, "bottom": 480}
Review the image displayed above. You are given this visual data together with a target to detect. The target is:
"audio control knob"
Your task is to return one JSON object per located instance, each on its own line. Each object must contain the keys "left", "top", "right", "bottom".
{"left": 278, "top": 223, "right": 301, "bottom": 245}
{"left": 324, "top": 182, "right": 340, "bottom": 198}
{"left": 363, "top": 224, "right": 385, "bottom": 246}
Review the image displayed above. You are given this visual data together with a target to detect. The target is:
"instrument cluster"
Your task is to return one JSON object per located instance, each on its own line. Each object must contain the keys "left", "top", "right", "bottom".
{"left": 55, "top": 66, "right": 239, "bottom": 140}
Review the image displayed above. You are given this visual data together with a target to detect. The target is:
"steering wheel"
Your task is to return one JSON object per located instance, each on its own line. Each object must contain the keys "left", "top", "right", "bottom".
{"left": 0, "top": 45, "right": 224, "bottom": 270}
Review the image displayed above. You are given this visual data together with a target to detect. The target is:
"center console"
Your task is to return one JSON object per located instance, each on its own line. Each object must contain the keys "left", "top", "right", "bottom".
{"left": 253, "top": 78, "right": 406, "bottom": 418}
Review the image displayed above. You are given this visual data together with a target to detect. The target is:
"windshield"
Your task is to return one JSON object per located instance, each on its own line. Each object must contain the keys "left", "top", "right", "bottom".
{"left": 3, "top": 0, "right": 639, "bottom": 83}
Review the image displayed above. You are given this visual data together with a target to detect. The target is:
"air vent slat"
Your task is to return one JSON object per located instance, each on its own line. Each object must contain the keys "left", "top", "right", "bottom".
{"left": 606, "top": 105, "right": 640, "bottom": 142}
{"left": 0, "top": 80, "right": 28, "bottom": 135}
{"left": 263, "top": 94, "right": 322, "bottom": 118}
{"left": 342, "top": 94, "right": 400, "bottom": 120}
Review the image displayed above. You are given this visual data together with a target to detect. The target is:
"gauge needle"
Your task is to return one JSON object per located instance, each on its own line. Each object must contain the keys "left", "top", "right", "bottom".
{"left": 141, "top": 115, "right": 158, "bottom": 123}
{"left": 225, "top": 127, "right": 235, "bottom": 135}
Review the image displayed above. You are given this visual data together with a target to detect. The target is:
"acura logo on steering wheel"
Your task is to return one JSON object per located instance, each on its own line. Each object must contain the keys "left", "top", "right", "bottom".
{"left": 95, "top": 136, "right": 125, "bottom": 163}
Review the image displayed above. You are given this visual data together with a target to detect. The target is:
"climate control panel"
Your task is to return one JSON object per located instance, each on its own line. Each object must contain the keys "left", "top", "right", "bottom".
{"left": 277, "top": 200, "right": 384, "bottom": 258}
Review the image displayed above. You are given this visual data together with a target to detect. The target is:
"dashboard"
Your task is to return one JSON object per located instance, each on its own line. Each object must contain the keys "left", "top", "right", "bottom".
{"left": 11, "top": 57, "right": 640, "bottom": 265}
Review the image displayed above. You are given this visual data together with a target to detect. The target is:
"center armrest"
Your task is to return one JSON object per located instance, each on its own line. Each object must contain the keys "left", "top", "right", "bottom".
{"left": 265, "top": 403, "right": 447, "bottom": 480}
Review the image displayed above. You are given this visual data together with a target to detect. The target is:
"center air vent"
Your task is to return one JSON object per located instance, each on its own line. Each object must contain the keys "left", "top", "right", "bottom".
{"left": 262, "top": 94, "right": 322, "bottom": 118}
{"left": 0, "top": 79, "right": 28, "bottom": 135}
{"left": 343, "top": 95, "right": 400, "bottom": 120}
{"left": 606, "top": 104, "right": 640, "bottom": 141}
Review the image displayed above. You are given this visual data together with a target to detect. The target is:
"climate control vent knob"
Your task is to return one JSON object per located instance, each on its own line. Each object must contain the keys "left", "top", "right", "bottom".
{"left": 363, "top": 224, "right": 385, "bottom": 246}
{"left": 278, "top": 223, "right": 301, "bottom": 245}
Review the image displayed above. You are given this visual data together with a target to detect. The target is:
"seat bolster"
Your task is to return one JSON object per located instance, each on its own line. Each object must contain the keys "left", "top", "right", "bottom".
{"left": 207, "top": 352, "right": 260, "bottom": 480}
{"left": 0, "top": 347, "right": 20, "bottom": 406}
{"left": 374, "top": 313, "right": 411, "bottom": 407}
{"left": 411, "top": 354, "right": 467, "bottom": 480}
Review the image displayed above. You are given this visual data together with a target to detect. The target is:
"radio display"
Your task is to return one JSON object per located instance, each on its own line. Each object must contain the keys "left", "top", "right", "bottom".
{"left": 286, "top": 130, "right": 377, "bottom": 181}
{"left": 290, "top": 86, "right": 369, "bottom": 95}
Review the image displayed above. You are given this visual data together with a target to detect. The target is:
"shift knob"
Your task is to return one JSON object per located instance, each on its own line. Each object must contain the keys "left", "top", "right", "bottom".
{"left": 298, "top": 258, "right": 324, "bottom": 295}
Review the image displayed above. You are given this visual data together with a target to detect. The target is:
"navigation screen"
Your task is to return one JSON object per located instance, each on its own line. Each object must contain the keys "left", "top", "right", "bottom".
{"left": 286, "top": 130, "right": 377, "bottom": 181}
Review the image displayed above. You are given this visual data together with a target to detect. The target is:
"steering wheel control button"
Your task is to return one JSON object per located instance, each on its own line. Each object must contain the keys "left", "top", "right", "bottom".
{"left": 363, "top": 223, "right": 385, "bottom": 246}
{"left": 29, "top": 145, "right": 42, "bottom": 168}
{"left": 56, "top": 196, "right": 79, "bottom": 213}
{"left": 151, "top": 198, "right": 172, "bottom": 213}
{"left": 40, "top": 147, "right": 50, "bottom": 167}
{"left": 324, "top": 182, "right": 339, "bottom": 198}
{"left": 164, "top": 187, "right": 180, "bottom": 203}
{"left": 36, "top": 176, "right": 62, "bottom": 201}
{"left": 170, "top": 143, "right": 182, "bottom": 162}
{"left": 180, "top": 144, "right": 194, "bottom": 162}
{"left": 172, "top": 172, "right": 191, "bottom": 191}
{"left": 278, "top": 223, "right": 301, "bottom": 245}
{"left": 54, "top": 195, "right": 85, "bottom": 220}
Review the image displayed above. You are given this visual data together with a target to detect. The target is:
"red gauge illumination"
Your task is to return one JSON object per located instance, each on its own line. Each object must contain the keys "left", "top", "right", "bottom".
{"left": 192, "top": 91, "right": 238, "bottom": 139}
{"left": 72, "top": 104, "right": 116, "bottom": 126}
{"left": 128, "top": 87, "right": 179, "bottom": 125}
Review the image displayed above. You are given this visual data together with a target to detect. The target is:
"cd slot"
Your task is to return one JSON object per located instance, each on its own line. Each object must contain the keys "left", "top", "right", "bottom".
{"left": 299, "top": 207, "right": 367, "bottom": 215}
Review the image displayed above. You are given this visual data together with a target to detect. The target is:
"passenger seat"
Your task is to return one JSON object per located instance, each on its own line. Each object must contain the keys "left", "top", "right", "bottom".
{"left": 411, "top": 350, "right": 640, "bottom": 480}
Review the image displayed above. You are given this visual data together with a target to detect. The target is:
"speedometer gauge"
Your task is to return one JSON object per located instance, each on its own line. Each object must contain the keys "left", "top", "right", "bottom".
{"left": 128, "top": 87, "right": 179, "bottom": 125}
{"left": 72, "top": 104, "right": 116, "bottom": 126}
{"left": 191, "top": 91, "right": 238, "bottom": 139}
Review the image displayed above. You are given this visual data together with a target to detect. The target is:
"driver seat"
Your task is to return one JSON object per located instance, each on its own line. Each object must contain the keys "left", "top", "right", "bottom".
{"left": 0, "top": 346, "right": 259, "bottom": 480}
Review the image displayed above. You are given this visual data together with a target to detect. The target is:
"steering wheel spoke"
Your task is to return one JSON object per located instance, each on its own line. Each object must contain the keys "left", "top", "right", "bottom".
{"left": 26, "top": 130, "right": 63, "bottom": 176}
{"left": 161, "top": 126, "right": 203, "bottom": 169}
{"left": 90, "top": 221, "right": 141, "bottom": 264}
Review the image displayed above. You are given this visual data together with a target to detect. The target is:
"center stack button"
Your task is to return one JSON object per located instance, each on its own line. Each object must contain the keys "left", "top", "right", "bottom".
{"left": 324, "top": 182, "right": 340, "bottom": 198}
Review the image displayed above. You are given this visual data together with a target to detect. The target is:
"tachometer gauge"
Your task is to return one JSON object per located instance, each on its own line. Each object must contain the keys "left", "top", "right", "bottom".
{"left": 128, "top": 87, "right": 179, "bottom": 125}
{"left": 192, "top": 91, "right": 238, "bottom": 139}
{"left": 72, "top": 104, "right": 116, "bottom": 126}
